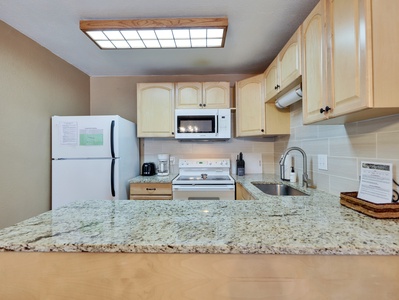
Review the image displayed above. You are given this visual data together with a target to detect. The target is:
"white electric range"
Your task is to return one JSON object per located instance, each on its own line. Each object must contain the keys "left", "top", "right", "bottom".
{"left": 172, "top": 158, "right": 235, "bottom": 200}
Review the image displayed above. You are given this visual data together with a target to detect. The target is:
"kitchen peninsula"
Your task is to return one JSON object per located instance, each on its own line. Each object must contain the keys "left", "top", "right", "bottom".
{"left": 1, "top": 175, "right": 399, "bottom": 299}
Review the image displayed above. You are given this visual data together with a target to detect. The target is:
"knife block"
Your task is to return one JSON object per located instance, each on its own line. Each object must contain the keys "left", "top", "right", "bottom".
{"left": 236, "top": 159, "right": 245, "bottom": 176}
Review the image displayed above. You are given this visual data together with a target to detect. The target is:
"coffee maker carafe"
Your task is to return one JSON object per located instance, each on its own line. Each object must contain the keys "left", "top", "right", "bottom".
{"left": 157, "top": 154, "right": 169, "bottom": 176}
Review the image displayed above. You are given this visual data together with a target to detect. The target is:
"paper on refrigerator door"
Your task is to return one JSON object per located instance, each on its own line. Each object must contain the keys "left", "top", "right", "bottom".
{"left": 60, "top": 122, "right": 78, "bottom": 145}
{"left": 79, "top": 128, "right": 104, "bottom": 146}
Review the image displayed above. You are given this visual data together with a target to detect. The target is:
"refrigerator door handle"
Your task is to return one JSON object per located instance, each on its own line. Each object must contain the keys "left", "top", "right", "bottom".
{"left": 110, "top": 120, "right": 115, "bottom": 158}
{"left": 111, "top": 158, "right": 116, "bottom": 197}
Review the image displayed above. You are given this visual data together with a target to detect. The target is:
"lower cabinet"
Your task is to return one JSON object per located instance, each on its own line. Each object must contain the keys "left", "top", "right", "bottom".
{"left": 130, "top": 183, "right": 172, "bottom": 200}
{"left": 236, "top": 183, "right": 255, "bottom": 200}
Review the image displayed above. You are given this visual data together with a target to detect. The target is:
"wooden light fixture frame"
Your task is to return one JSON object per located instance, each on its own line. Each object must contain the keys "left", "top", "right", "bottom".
{"left": 80, "top": 17, "right": 228, "bottom": 49}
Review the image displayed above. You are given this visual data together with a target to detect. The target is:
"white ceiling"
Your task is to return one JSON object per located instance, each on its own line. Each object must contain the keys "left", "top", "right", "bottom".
{"left": 0, "top": 0, "right": 319, "bottom": 77}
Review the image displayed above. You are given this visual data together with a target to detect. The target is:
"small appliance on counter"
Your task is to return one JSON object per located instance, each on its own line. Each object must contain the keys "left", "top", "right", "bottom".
{"left": 236, "top": 152, "right": 245, "bottom": 176}
{"left": 157, "top": 154, "right": 170, "bottom": 176}
{"left": 142, "top": 162, "right": 156, "bottom": 176}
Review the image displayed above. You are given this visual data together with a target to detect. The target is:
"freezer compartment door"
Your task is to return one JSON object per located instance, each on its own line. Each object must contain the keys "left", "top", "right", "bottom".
{"left": 52, "top": 159, "right": 123, "bottom": 209}
{"left": 52, "top": 115, "right": 120, "bottom": 159}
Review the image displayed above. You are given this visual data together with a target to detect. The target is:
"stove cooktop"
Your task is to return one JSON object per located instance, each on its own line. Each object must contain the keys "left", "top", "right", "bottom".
{"left": 177, "top": 175, "right": 232, "bottom": 181}
{"left": 173, "top": 158, "right": 234, "bottom": 185}
{"left": 173, "top": 174, "right": 235, "bottom": 185}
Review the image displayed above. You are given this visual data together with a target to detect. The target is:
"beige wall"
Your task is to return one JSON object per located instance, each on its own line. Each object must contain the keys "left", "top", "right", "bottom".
{"left": 90, "top": 75, "right": 277, "bottom": 174}
{"left": 90, "top": 74, "right": 251, "bottom": 123}
{"left": 91, "top": 69, "right": 399, "bottom": 199}
{"left": 0, "top": 21, "right": 90, "bottom": 229}
{"left": 275, "top": 102, "right": 399, "bottom": 196}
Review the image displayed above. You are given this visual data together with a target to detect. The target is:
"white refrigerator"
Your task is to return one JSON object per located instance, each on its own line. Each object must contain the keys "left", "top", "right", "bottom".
{"left": 51, "top": 115, "right": 139, "bottom": 209}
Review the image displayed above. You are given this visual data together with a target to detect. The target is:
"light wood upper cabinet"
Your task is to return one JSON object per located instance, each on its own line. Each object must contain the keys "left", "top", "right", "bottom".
{"left": 302, "top": 0, "right": 328, "bottom": 124}
{"left": 265, "top": 28, "right": 302, "bottom": 102}
{"left": 175, "top": 82, "right": 202, "bottom": 109}
{"left": 175, "top": 82, "right": 230, "bottom": 109}
{"left": 137, "top": 83, "right": 175, "bottom": 137}
{"left": 279, "top": 27, "right": 302, "bottom": 91}
{"left": 328, "top": 0, "right": 371, "bottom": 117}
{"left": 236, "top": 74, "right": 265, "bottom": 137}
{"left": 236, "top": 74, "right": 290, "bottom": 137}
{"left": 303, "top": 0, "right": 399, "bottom": 124}
{"left": 264, "top": 58, "right": 279, "bottom": 102}
{"left": 203, "top": 82, "right": 230, "bottom": 109}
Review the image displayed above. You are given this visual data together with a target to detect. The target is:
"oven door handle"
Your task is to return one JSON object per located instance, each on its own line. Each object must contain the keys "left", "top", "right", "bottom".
{"left": 173, "top": 185, "right": 235, "bottom": 191}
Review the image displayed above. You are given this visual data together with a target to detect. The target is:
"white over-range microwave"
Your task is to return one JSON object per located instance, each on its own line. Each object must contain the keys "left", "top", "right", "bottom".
{"left": 174, "top": 108, "right": 231, "bottom": 140}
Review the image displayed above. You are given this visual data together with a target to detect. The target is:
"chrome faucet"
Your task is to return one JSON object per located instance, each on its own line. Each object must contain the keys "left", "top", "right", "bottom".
{"left": 279, "top": 147, "right": 309, "bottom": 188}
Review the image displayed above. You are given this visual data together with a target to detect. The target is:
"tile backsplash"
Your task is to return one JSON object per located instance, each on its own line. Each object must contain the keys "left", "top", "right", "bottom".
{"left": 142, "top": 113, "right": 275, "bottom": 175}
{"left": 142, "top": 102, "right": 399, "bottom": 196}
{"left": 275, "top": 102, "right": 399, "bottom": 196}
{"left": 142, "top": 136, "right": 275, "bottom": 176}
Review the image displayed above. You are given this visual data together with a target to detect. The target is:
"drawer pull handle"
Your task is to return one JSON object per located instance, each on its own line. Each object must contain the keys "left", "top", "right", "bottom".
{"left": 146, "top": 188, "right": 156, "bottom": 191}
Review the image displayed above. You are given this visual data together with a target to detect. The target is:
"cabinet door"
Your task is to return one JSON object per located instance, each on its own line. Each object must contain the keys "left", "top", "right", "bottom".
{"left": 130, "top": 183, "right": 172, "bottom": 200}
{"left": 236, "top": 74, "right": 265, "bottom": 137}
{"left": 137, "top": 83, "right": 175, "bottom": 137}
{"left": 235, "top": 183, "right": 254, "bottom": 200}
{"left": 302, "top": 0, "right": 329, "bottom": 124}
{"left": 175, "top": 82, "right": 202, "bottom": 108}
{"left": 371, "top": 0, "right": 399, "bottom": 108}
{"left": 264, "top": 57, "right": 279, "bottom": 102}
{"left": 203, "top": 82, "right": 230, "bottom": 108}
{"left": 265, "top": 102, "right": 290, "bottom": 135}
{"left": 329, "top": 0, "right": 371, "bottom": 117}
{"left": 279, "top": 27, "right": 302, "bottom": 90}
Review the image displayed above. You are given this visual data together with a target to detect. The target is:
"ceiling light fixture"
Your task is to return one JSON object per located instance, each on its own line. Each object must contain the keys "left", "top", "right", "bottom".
{"left": 80, "top": 17, "right": 228, "bottom": 50}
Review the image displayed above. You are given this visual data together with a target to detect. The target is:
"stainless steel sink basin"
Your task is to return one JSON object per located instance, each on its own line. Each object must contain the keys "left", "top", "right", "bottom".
{"left": 252, "top": 183, "right": 309, "bottom": 196}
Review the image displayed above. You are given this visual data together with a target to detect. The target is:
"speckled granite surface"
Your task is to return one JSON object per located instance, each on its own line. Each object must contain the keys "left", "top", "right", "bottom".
{"left": 1, "top": 174, "right": 399, "bottom": 255}
{"left": 129, "top": 174, "right": 177, "bottom": 183}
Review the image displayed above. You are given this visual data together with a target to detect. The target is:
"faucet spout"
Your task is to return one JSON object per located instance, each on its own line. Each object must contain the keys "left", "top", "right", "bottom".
{"left": 279, "top": 147, "right": 309, "bottom": 188}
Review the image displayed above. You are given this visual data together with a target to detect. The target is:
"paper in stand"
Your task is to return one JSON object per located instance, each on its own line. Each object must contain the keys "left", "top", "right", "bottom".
{"left": 358, "top": 161, "right": 393, "bottom": 203}
{"left": 275, "top": 85, "right": 302, "bottom": 108}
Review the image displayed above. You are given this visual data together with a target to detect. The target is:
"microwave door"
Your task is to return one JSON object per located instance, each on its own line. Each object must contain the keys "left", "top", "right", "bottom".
{"left": 174, "top": 109, "right": 231, "bottom": 140}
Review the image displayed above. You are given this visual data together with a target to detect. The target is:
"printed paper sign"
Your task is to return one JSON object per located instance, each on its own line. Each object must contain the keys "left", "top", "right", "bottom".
{"left": 79, "top": 128, "right": 103, "bottom": 146}
{"left": 60, "top": 122, "right": 78, "bottom": 145}
{"left": 358, "top": 161, "right": 393, "bottom": 204}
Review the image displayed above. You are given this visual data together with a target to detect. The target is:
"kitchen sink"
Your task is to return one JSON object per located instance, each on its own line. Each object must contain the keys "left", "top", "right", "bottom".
{"left": 252, "top": 183, "right": 309, "bottom": 196}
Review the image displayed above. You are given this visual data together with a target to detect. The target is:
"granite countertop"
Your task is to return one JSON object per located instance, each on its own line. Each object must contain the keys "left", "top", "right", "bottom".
{"left": 1, "top": 174, "right": 399, "bottom": 255}
{"left": 129, "top": 173, "right": 177, "bottom": 183}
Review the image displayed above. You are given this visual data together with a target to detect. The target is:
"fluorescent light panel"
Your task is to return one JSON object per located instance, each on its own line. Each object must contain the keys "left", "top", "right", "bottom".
{"left": 80, "top": 17, "right": 227, "bottom": 49}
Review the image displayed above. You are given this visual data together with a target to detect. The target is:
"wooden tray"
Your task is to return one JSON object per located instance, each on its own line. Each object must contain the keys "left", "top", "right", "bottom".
{"left": 340, "top": 192, "right": 399, "bottom": 219}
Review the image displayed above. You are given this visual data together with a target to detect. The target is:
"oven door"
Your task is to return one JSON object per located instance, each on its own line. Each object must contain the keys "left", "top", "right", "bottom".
{"left": 172, "top": 185, "right": 235, "bottom": 200}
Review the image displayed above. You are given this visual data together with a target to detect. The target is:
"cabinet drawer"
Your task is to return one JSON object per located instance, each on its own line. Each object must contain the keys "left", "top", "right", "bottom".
{"left": 130, "top": 183, "right": 172, "bottom": 195}
{"left": 130, "top": 195, "right": 172, "bottom": 200}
